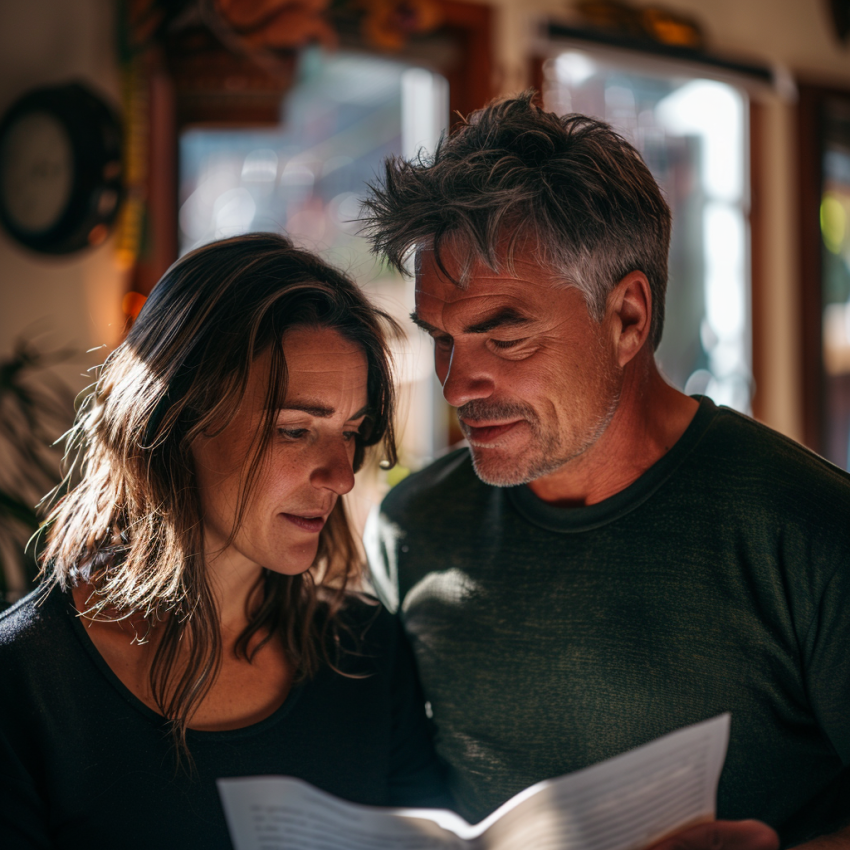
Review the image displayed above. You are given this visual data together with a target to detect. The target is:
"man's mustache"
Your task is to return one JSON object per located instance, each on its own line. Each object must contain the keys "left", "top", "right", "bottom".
{"left": 456, "top": 400, "right": 538, "bottom": 424}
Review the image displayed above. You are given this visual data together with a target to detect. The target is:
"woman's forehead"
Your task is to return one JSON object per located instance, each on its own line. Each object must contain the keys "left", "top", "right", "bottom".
{"left": 248, "top": 327, "right": 369, "bottom": 414}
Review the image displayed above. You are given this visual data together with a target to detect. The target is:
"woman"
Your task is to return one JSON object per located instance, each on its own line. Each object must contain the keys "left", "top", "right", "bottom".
{"left": 0, "top": 234, "right": 448, "bottom": 849}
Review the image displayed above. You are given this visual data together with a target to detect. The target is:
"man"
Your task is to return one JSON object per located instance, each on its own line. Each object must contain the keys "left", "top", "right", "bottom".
{"left": 363, "top": 93, "right": 850, "bottom": 848}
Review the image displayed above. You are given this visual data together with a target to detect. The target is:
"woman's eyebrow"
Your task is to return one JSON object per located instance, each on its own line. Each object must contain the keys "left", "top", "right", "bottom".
{"left": 277, "top": 402, "right": 372, "bottom": 419}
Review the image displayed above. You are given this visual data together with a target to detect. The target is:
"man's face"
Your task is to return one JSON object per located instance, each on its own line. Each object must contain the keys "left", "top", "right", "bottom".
{"left": 414, "top": 245, "right": 623, "bottom": 487}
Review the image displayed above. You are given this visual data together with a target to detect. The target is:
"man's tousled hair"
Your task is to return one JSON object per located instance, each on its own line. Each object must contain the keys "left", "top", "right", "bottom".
{"left": 362, "top": 91, "right": 672, "bottom": 349}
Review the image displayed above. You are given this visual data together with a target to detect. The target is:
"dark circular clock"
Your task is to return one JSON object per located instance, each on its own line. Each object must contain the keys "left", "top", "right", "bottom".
{"left": 0, "top": 83, "right": 123, "bottom": 255}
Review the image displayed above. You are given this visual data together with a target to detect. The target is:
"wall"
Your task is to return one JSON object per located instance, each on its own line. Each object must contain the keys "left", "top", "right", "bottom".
{"left": 0, "top": 0, "right": 125, "bottom": 394}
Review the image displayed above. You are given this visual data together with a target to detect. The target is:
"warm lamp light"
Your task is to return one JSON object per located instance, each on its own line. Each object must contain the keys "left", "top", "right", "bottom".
{"left": 122, "top": 291, "right": 147, "bottom": 320}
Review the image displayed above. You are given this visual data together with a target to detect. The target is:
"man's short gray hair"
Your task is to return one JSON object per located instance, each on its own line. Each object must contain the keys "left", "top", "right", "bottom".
{"left": 362, "top": 91, "right": 672, "bottom": 350}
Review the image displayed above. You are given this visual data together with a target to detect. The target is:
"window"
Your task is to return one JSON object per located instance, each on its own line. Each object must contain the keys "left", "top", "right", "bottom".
{"left": 542, "top": 52, "right": 752, "bottom": 413}
{"left": 177, "top": 49, "right": 451, "bottom": 493}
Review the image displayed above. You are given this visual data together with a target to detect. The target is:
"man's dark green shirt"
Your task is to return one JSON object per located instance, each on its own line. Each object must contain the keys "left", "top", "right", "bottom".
{"left": 367, "top": 398, "right": 850, "bottom": 846}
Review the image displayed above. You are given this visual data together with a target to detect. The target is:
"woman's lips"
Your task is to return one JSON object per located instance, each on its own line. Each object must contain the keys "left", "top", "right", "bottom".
{"left": 462, "top": 420, "right": 522, "bottom": 444}
{"left": 282, "top": 514, "right": 326, "bottom": 533}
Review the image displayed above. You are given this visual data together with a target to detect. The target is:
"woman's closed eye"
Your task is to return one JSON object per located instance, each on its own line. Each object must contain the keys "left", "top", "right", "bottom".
{"left": 277, "top": 422, "right": 365, "bottom": 442}
{"left": 343, "top": 416, "right": 370, "bottom": 442}
{"left": 278, "top": 427, "right": 309, "bottom": 440}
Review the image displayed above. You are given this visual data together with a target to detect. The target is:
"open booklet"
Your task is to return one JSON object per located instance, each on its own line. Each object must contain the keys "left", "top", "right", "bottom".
{"left": 218, "top": 713, "right": 730, "bottom": 850}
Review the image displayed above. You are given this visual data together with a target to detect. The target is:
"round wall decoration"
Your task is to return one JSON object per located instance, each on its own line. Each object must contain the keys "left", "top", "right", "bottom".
{"left": 0, "top": 83, "right": 123, "bottom": 255}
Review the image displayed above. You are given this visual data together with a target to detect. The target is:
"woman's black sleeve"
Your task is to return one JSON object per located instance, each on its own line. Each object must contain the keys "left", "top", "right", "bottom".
{"left": 386, "top": 615, "right": 454, "bottom": 809}
{"left": 0, "top": 723, "right": 52, "bottom": 849}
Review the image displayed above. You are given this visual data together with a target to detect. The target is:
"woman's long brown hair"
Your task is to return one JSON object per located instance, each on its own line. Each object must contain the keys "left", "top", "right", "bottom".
{"left": 38, "top": 233, "right": 398, "bottom": 761}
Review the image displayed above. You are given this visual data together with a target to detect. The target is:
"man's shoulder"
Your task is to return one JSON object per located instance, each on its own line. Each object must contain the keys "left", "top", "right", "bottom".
{"left": 701, "top": 404, "right": 850, "bottom": 521}
{"left": 381, "top": 447, "right": 481, "bottom": 520}
{"left": 368, "top": 449, "right": 491, "bottom": 608}
{"left": 708, "top": 405, "right": 850, "bottom": 488}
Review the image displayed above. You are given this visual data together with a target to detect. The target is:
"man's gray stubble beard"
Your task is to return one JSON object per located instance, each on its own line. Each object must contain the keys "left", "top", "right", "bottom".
{"left": 458, "top": 386, "right": 622, "bottom": 488}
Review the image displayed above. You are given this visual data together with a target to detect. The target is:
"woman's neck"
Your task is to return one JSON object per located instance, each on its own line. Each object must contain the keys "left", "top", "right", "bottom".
{"left": 204, "top": 548, "right": 266, "bottom": 637}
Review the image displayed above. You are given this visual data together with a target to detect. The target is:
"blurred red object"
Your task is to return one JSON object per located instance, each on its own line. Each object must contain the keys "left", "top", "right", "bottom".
{"left": 575, "top": 0, "right": 705, "bottom": 50}
{"left": 358, "top": 0, "right": 443, "bottom": 50}
{"left": 215, "top": 0, "right": 336, "bottom": 49}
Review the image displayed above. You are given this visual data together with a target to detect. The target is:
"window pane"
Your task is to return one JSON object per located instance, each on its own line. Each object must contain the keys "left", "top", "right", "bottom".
{"left": 179, "top": 51, "right": 446, "bottom": 267}
{"left": 178, "top": 49, "right": 449, "bottom": 478}
{"left": 543, "top": 53, "right": 751, "bottom": 413}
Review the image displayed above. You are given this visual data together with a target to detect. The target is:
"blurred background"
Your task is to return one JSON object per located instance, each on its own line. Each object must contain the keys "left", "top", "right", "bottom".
{"left": 1, "top": 0, "right": 849, "bottom": 600}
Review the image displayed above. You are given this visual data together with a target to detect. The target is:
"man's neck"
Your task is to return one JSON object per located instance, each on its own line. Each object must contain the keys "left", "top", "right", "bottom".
{"left": 527, "top": 359, "right": 699, "bottom": 507}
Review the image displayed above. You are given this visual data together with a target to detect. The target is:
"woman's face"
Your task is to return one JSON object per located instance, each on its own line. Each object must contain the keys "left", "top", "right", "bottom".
{"left": 191, "top": 326, "right": 370, "bottom": 578}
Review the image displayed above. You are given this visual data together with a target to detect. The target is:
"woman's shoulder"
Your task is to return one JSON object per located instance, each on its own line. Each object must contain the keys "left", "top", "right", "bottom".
{"left": 0, "top": 585, "right": 77, "bottom": 703}
{"left": 0, "top": 585, "right": 65, "bottom": 648}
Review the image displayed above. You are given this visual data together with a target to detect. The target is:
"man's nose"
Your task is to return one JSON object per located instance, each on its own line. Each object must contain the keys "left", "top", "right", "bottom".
{"left": 310, "top": 441, "right": 356, "bottom": 496}
{"left": 440, "top": 343, "right": 495, "bottom": 407}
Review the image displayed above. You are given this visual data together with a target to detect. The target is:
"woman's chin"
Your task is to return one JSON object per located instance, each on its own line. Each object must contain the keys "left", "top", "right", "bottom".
{"left": 264, "top": 545, "right": 319, "bottom": 577}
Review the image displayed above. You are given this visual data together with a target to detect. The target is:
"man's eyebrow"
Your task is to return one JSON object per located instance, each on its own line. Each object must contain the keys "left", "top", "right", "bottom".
{"left": 409, "top": 307, "right": 533, "bottom": 336}
{"left": 409, "top": 312, "right": 439, "bottom": 334}
{"left": 464, "top": 308, "right": 531, "bottom": 334}
{"left": 278, "top": 402, "right": 372, "bottom": 419}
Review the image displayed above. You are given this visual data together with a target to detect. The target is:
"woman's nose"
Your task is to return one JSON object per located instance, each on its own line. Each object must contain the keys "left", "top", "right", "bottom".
{"left": 310, "top": 440, "right": 356, "bottom": 496}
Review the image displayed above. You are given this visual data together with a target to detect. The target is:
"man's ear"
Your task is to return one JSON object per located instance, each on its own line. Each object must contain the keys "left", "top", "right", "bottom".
{"left": 606, "top": 271, "right": 652, "bottom": 367}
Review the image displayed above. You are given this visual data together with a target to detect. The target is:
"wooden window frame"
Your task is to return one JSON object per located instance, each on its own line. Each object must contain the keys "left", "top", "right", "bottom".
{"left": 796, "top": 82, "right": 850, "bottom": 454}
{"left": 133, "top": 0, "right": 493, "bottom": 296}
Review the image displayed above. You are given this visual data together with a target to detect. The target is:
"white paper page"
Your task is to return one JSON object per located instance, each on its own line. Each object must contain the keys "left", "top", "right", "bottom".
{"left": 474, "top": 714, "right": 730, "bottom": 850}
{"left": 218, "top": 776, "right": 470, "bottom": 850}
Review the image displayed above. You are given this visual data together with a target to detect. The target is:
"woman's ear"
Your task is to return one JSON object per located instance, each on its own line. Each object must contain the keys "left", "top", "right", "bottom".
{"left": 606, "top": 271, "right": 653, "bottom": 367}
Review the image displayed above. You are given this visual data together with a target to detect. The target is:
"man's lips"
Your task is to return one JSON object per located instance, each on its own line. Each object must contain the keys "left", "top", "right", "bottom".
{"left": 461, "top": 420, "right": 523, "bottom": 444}
{"left": 281, "top": 513, "right": 328, "bottom": 533}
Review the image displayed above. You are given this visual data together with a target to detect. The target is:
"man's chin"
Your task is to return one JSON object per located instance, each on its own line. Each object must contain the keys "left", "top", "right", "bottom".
{"left": 469, "top": 438, "right": 578, "bottom": 487}
{"left": 469, "top": 446, "right": 538, "bottom": 488}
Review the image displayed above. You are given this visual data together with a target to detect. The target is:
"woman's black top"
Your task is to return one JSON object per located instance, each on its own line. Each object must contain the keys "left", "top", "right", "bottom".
{"left": 0, "top": 586, "right": 449, "bottom": 849}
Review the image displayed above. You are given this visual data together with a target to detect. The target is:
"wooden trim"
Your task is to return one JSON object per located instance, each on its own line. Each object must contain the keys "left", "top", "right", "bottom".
{"left": 796, "top": 81, "right": 850, "bottom": 454}
{"left": 439, "top": 0, "right": 494, "bottom": 121}
{"left": 530, "top": 55, "right": 545, "bottom": 102}
{"left": 749, "top": 98, "right": 766, "bottom": 423}
{"left": 166, "top": 1, "right": 493, "bottom": 130}
{"left": 545, "top": 22, "right": 773, "bottom": 84}
{"left": 166, "top": 28, "right": 297, "bottom": 129}
{"left": 132, "top": 53, "right": 178, "bottom": 296}
{"left": 796, "top": 83, "right": 827, "bottom": 452}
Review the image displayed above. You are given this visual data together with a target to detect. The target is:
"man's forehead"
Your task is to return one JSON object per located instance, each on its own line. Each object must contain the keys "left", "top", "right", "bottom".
{"left": 414, "top": 245, "right": 562, "bottom": 299}
{"left": 412, "top": 251, "right": 571, "bottom": 336}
